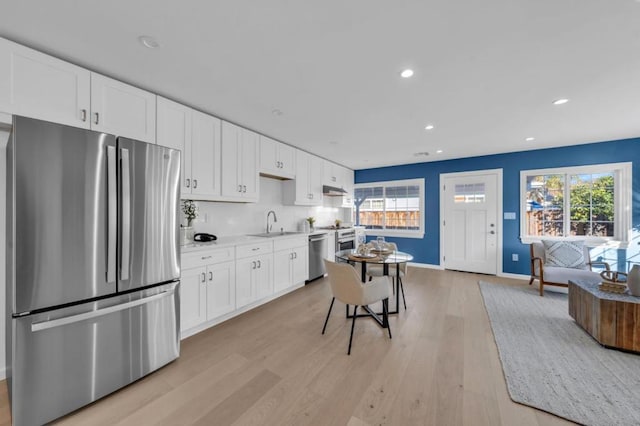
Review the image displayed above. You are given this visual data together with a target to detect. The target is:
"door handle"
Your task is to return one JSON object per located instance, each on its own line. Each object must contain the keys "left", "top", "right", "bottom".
{"left": 106, "top": 145, "right": 117, "bottom": 284}
{"left": 186, "top": 178, "right": 190, "bottom": 188}
{"left": 31, "top": 289, "right": 175, "bottom": 332}
{"left": 252, "top": 261, "right": 256, "bottom": 269}
{"left": 257, "top": 260, "right": 261, "bottom": 268}
{"left": 120, "top": 148, "right": 131, "bottom": 281}
{"left": 201, "top": 272, "right": 206, "bottom": 283}
{"left": 94, "top": 112, "right": 99, "bottom": 125}
{"left": 209, "top": 271, "right": 213, "bottom": 281}
{"left": 489, "top": 230, "right": 496, "bottom": 235}
{"left": 81, "top": 109, "right": 87, "bottom": 122}
{"left": 193, "top": 179, "right": 198, "bottom": 189}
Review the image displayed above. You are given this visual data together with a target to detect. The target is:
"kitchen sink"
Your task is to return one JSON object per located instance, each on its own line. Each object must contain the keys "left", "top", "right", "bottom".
{"left": 248, "top": 231, "right": 305, "bottom": 238}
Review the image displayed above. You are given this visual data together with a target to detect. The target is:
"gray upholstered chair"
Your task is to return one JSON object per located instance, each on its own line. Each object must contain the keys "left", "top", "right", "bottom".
{"left": 322, "top": 259, "right": 392, "bottom": 355}
{"left": 529, "top": 241, "right": 610, "bottom": 296}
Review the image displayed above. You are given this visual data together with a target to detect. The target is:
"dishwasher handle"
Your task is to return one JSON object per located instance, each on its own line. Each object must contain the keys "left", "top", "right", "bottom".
{"left": 309, "top": 235, "right": 328, "bottom": 242}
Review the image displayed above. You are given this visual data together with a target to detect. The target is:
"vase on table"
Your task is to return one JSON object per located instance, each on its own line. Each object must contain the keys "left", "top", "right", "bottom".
{"left": 628, "top": 264, "right": 640, "bottom": 296}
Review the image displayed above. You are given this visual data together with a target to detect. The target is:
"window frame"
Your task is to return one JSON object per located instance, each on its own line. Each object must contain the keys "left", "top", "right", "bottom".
{"left": 520, "top": 162, "right": 632, "bottom": 247}
{"left": 354, "top": 178, "right": 425, "bottom": 238}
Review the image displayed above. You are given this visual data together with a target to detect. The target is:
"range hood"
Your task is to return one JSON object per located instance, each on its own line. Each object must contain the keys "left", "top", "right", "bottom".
{"left": 323, "top": 185, "right": 347, "bottom": 196}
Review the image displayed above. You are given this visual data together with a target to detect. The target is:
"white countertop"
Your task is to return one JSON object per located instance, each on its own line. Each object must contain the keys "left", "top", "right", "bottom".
{"left": 180, "top": 231, "right": 329, "bottom": 253}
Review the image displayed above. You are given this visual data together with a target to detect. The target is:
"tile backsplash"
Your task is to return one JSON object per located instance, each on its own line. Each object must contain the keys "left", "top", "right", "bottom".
{"left": 184, "top": 177, "right": 351, "bottom": 237}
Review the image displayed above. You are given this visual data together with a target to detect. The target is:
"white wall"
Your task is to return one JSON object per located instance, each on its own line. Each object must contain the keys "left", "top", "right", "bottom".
{"left": 188, "top": 176, "right": 351, "bottom": 236}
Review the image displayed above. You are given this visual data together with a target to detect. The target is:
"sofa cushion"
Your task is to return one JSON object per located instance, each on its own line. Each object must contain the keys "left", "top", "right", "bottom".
{"left": 542, "top": 240, "right": 586, "bottom": 269}
{"left": 543, "top": 266, "right": 600, "bottom": 284}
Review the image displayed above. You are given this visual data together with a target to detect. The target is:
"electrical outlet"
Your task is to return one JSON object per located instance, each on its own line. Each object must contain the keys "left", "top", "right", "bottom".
{"left": 512, "top": 253, "right": 519, "bottom": 261}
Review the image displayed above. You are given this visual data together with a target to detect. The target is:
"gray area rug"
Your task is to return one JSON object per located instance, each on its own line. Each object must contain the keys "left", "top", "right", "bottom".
{"left": 478, "top": 281, "right": 640, "bottom": 426}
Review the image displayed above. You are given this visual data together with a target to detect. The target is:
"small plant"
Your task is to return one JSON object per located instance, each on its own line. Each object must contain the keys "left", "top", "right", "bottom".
{"left": 335, "top": 219, "right": 342, "bottom": 228}
{"left": 307, "top": 216, "right": 316, "bottom": 228}
{"left": 182, "top": 200, "right": 198, "bottom": 227}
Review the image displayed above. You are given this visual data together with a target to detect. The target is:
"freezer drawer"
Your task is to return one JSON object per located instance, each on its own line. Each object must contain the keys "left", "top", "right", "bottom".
{"left": 8, "top": 282, "right": 180, "bottom": 426}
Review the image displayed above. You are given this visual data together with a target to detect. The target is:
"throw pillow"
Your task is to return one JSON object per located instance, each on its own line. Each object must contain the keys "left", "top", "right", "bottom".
{"left": 542, "top": 240, "right": 586, "bottom": 269}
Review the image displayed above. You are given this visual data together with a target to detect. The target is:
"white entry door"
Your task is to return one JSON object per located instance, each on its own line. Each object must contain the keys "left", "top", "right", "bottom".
{"left": 441, "top": 170, "right": 501, "bottom": 274}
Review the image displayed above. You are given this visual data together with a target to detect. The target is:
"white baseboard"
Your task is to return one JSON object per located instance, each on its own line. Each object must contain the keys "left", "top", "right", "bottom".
{"left": 497, "top": 272, "right": 530, "bottom": 281}
{"left": 407, "top": 262, "right": 444, "bottom": 270}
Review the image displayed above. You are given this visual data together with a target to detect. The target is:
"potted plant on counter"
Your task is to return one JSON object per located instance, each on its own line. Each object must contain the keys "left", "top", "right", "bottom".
{"left": 307, "top": 216, "right": 316, "bottom": 232}
{"left": 181, "top": 200, "right": 198, "bottom": 244}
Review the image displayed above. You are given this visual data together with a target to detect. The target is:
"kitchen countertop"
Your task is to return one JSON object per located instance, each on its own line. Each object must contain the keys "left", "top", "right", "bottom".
{"left": 180, "top": 231, "right": 329, "bottom": 253}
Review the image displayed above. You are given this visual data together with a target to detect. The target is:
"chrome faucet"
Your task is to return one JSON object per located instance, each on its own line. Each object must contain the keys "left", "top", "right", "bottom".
{"left": 266, "top": 210, "right": 278, "bottom": 233}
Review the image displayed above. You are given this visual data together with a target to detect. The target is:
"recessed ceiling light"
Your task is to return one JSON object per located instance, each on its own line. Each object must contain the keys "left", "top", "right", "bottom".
{"left": 525, "top": 137, "right": 535, "bottom": 142}
{"left": 138, "top": 35, "right": 160, "bottom": 49}
{"left": 436, "top": 149, "right": 443, "bottom": 154}
{"left": 400, "top": 69, "right": 414, "bottom": 78}
{"left": 413, "top": 151, "right": 429, "bottom": 157}
{"left": 424, "top": 124, "right": 435, "bottom": 130}
{"left": 271, "top": 109, "right": 283, "bottom": 116}
{"left": 552, "top": 98, "right": 569, "bottom": 105}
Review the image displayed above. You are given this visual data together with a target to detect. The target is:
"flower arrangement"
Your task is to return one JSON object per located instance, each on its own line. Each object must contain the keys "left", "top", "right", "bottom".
{"left": 182, "top": 200, "right": 198, "bottom": 227}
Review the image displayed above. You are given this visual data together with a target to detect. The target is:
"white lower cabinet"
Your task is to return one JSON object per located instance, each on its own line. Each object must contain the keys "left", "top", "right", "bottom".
{"left": 180, "top": 266, "right": 207, "bottom": 332}
{"left": 206, "top": 261, "right": 236, "bottom": 320}
{"left": 274, "top": 237, "right": 309, "bottom": 292}
{"left": 180, "top": 247, "right": 235, "bottom": 333}
{"left": 235, "top": 241, "right": 274, "bottom": 309}
{"left": 236, "top": 253, "right": 273, "bottom": 309}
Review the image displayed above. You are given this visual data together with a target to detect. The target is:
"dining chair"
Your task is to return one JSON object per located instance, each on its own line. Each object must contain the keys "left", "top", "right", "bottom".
{"left": 366, "top": 242, "right": 407, "bottom": 309}
{"left": 322, "top": 259, "right": 392, "bottom": 355}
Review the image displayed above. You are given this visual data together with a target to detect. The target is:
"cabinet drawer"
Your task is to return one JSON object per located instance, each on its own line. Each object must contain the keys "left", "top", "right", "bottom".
{"left": 235, "top": 241, "right": 273, "bottom": 259}
{"left": 273, "top": 236, "right": 308, "bottom": 252}
{"left": 182, "top": 247, "right": 235, "bottom": 269}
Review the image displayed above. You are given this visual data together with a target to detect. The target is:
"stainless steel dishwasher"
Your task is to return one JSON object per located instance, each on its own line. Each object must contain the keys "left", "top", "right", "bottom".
{"left": 307, "top": 233, "right": 329, "bottom": 282}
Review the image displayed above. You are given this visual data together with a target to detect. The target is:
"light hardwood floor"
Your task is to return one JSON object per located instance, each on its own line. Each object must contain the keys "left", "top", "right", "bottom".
{"left": 0, "top": 268, "right": 575, "bottom": 425}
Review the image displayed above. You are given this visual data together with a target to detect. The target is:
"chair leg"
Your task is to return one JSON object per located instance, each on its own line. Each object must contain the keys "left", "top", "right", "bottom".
{"left": 539, "top": 282, "right": 544, "bottom": 297}
{"left": 383, "top": 298, "right": 392, "bottom": 339}
{"left": 322, "top": 297, "right": 335, "bottom": 334}
{"left": 529, "top": 277, "right": 534, "bottom": 285}
{"left": 399, "top": 276, "right": 407, "bottom": 310}
{"left": 347, "top": 305, "right": 358, "bottom": 355}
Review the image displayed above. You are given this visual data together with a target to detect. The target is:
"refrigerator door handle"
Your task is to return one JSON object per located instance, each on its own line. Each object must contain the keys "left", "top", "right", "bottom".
{"left": 31, "top": 288, "right": 176, "bottom": 333}
{"left": 120, "top": 148, "right": 131, "bottom": 281}
{"left": 107, "top": 145, "right": 117, "bottom": 284}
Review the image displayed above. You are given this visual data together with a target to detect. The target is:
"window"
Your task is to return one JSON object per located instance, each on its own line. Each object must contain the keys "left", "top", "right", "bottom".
{"left": 354, "top": 178, "right": 425, "bottom": 238}
{"left": 520, "top": 163, "right": 632, "bottom": 246}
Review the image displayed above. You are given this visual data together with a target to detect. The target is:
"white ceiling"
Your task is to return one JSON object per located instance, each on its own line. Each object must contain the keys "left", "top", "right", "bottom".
{"left": 2, "top": 0, "right": 640, "bottom": 169}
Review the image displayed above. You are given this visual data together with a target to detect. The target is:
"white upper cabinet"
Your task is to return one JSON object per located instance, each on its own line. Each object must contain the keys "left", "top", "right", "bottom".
{"left": 221, "top": 121, "right": 259, "bottom": 202}
{"left": 340, "top": 166, "right": 355, "bottom": 207}
{"left": 0, "top": 37, "right": 91, "bottom": 128}
{"left": 323, "top": 160, "right": 339, "bottom": 186}
{"left": 0, "top": 37, "right": 156, "bottom": 142}
{"left": 191, "top": 110, "right": 222, "bottom": 198}
{"left": 157, "top": 97, "right": 222, "bottom": 200}
{"left": 259, "top": 135, "right": 295, "bottom": 179}
{"left": 90, "top": 73, "right": 156, "bottom": 143}
{"left": 157, "top": 97, "right": 191, "bottom": 193}
{"left": 284, "top": 150, "right": 323, "bottom": 206}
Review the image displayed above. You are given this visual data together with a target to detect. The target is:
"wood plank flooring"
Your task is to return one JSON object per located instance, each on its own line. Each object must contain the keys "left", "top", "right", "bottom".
{"left": 0, "top": 268, "right": 575, "bottom": 425}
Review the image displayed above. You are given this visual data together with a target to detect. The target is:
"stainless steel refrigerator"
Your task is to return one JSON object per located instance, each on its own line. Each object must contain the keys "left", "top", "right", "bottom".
{"left": 5, "top": 116, "right": 181, "bottom": 425}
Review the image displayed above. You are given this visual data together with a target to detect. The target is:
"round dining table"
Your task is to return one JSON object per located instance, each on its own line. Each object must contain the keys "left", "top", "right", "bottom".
{"left": 335, "top": 249, "right": 413, "bottom": 316}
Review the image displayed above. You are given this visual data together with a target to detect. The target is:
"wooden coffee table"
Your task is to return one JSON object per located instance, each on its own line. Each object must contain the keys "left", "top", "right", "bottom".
{"left": 569, "top": 279, "right": 640, "bottom": 353}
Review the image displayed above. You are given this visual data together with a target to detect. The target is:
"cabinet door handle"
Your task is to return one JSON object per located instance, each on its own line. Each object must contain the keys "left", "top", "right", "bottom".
{"left": 193, "top": 179, "right": 198, "bottom": 189}
{"left": 238, "top": 184, "right": 242, "bottom": 193}
{"left": 201, "top": 272, "right": 206, "bottom": 283}
{"left": 243, "top": 185, "right": 247, "bottom": 193}
{"left": 293, "top": 252, "right": 297, "bottom": 259}
{"left": 252, "top": 261, "right": 256, "bottom": 269}
{"left": 252, "top": 247, "right": 260, "bottom": 251}
{"left": 186, "top": 178, "right": 191, "bottom": 188}
{"left": 81, "top": 109, "right": 87, "bottom": 122}
{"left": 94, "top": 112, "right": 99, "bottom": 125}
{"left": 201, "top": 255, "right": 212, "bottom": 260}
{"left": 257, "top": 260, "right": 261, "bottom": 268}
{"left": 209, "top": 271, "right": 213, "bottom": 281}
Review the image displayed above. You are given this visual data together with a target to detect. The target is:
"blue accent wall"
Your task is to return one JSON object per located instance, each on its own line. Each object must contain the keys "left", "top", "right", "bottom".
{"left": 355, "top": 138, "right": 640, "bottom": 275}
